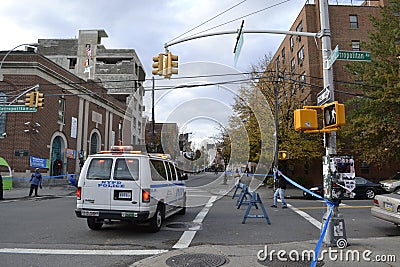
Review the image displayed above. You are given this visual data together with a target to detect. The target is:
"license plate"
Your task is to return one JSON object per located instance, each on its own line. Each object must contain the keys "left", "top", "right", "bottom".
{"left": 81, "top": 210, "right": 99, "bottom": 216}
{"left": 384, "top": 202, "right": 393, "bottom": 211}
{"left": 114, "top": 190, "right": 132, "bottom": 200}
{"left": 119, "top": 191, "right": 132, "bottom": 199}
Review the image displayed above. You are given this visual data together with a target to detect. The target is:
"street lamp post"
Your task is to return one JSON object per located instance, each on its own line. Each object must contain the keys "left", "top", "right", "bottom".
{"left": 0, "top": 43, "right": 38, "bottom": 81}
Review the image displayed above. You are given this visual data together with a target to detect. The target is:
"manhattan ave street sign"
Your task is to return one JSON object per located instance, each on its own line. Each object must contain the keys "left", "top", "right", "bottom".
{"left": 0, "top": 105, "right": 37, "bottom": 113}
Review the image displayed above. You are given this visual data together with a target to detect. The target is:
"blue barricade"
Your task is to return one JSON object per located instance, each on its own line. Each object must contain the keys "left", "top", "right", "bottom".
{"left": 241, "top": 191, "right": 271, "bottom": 224}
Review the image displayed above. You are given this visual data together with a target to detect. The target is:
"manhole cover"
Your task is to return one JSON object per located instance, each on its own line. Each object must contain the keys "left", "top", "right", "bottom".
{"left": 258, "top": 257, "right": 324, "bottom": 266}
{"left": 166, "top": 253, "right": 229, "bottom": 267}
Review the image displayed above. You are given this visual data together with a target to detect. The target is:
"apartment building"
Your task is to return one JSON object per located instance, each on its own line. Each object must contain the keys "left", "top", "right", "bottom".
{"left": 269, "top": 0, "right": 390, "bottom": 181}
{"left": 37, "top": 29, "right": 146, "bottom": 145}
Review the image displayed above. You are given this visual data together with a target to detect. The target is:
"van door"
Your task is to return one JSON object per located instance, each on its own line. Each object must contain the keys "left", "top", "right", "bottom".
{"left": 164, "top": 161, "right": 176, "bottom": 212}
{"left": 149, "top": 159, "right": 171, "bottom": 211}
{"left": 82, "top": 157, "right": 114, "bottom": 210}
{"left": 110, "top": 157, "right": 141, "bottom": 211}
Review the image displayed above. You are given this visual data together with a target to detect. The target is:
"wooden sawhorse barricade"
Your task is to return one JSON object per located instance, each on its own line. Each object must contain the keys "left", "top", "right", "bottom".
{"left": 232, "top": 182, "right": 271, "bottom": 224}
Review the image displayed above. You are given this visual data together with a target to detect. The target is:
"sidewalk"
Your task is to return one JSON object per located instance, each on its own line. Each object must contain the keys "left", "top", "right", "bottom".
{"left": 1, "top": 184, "right": 76, "bottom": 200}
{"left": 131, "top": 237, "right": 399, "bottom": 267}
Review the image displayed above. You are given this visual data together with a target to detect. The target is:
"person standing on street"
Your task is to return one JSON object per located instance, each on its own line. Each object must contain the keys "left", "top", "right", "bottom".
{"left": 0, "top": 174, "right": 4, "bottom": 200}
{"left": 271, "top": 170, "right": 288, "bottom": 209}
{"left": 29, "top": 168, "right": 43, "bottom": 197}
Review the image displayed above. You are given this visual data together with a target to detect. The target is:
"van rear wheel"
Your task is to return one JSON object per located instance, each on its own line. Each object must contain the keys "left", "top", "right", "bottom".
{"left": 149, "top": 205, "right": 163, "bottom": 232}
{"left": 87, "top": 218, "right": 103, "bottom": 230}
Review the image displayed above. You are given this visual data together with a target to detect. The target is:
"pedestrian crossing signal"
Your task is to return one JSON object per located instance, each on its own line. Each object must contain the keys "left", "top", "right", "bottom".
{"left": 323, "top": 101, "right": 345, "bottom": 129}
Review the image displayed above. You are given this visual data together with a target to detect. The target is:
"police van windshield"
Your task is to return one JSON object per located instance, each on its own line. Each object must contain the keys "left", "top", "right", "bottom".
{"left": 113, "top": 158, "right": 139, "bottom": 180}
{"left": 87, "top": 158, "right": 112, "bottom": 180}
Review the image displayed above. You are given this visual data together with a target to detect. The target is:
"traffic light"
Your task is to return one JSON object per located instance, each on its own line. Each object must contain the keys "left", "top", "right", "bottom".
{"left": 35, "top": 91, "right": 44, "bottom": 109}
{"left": 25, "top": 92, "right": 35, "bottom": 107}
{"left": 323, "top": 101, "right": 345, "bottom": 129}
{"left": 278, "top": 151, "right": 289, "bottom": 160}
{"left": 165, "top": 52, "right": 178, "bottom": 78}
{"left": 152, "top": 53, "right": 164, "bottom": 76}
{"left": 294, "top": 109, "right": 318, "bottom": 131}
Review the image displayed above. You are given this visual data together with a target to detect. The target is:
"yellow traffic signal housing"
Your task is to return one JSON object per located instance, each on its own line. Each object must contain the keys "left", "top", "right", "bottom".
{"left": 278, "top": 151, "right": 289, "bottom": 160}
{"left": 152, "top": 53, "right": 164, "bottom": 76}
{"left": 165, "top": 52, "right": 178, "bottom": 78}
{"left": 25, "top": 92, "right": 35, "bottom": 108}
{"left": 294, "top": 109, "right": 318, "bottom": 131}
{"left": 35, "top": 92, "right": 44, "bottom": 109}
{"left": 323, "top": 101, "right": 345, "bottom": 129}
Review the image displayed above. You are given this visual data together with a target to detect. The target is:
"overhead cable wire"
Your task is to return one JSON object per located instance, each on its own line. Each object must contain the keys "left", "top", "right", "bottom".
{"left": 182, "top": 0, "right": 292, "bottom": 40}
{"left": 167, "top": 0, "right": 247, "bottom": 44}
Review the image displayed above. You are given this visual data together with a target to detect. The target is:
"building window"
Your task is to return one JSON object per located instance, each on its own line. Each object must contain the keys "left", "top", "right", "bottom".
{"left": 300, "top": 72, "right": 306, "bottom": 89}
{"left": 58, "top": 98, "right": 65, "bottom": 124}
{"left": 350, "top": 15, "right": 358, "bottom": 29}
{"left": 0, "top": 91, "right": 6, "bottom": 135}
{"left": 291, "top": 58, "right": 296, "bottom": 73}
{"left": 90, "top": 132, "right": 100, "bottom": 155}
{"left": 276, "top": 56, "right": 280, "bottom": 69}
{"left": 281, "top": 48, "right": 286, "bottom": 65}
{"left": 351, "top": 40, "right": 360, "bottom": 51}
{"left": 68, "top": 58, "right": 77, "bottom": 69}
{"left": 290, "top": 36, "right": 294, "bottom": 51}
{"left": 296, "top": 21, "right": 303, "bottom": 42}
{"left": 297, "top": 46, "right": 305, "bottom": 66}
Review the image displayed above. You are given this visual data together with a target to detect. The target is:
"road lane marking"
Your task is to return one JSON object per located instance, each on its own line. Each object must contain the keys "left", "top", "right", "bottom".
{"left": 297, "top": 205, "right": 373, "bottom": 210}
{"left": 172, "top": 195, "right": 217, "bottom": 249}
{"left": 0, "top": 248, "right": 168, "bottom": 255}
{"left": 286, "top": 203, "right": 322, "bottom": 230}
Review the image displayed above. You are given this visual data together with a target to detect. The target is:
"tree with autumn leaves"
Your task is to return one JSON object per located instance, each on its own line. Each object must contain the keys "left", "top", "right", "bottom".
{"left": 344, "top": 1, "right": 400, "bottom": 167}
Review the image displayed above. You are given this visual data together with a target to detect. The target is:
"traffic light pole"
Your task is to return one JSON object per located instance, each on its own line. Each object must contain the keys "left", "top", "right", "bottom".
{"left": 319, "top": 0, "right": 346, "bottom": 247}
{"left": 161, "top": 1, "right": 346, "bottom": 245}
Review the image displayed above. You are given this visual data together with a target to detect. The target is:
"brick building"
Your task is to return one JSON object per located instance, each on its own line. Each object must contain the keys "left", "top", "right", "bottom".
{"left": 269, "top": 0, "right": 393, "bottom": 183}
{"left": 0, "top": 51, "right": 131, "bottom": 178}
{"left": 37, "top": 29, "right": 146, "bottom": 145}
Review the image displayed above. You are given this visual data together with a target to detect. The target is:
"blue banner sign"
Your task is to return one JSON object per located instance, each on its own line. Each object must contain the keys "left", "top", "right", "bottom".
{"left": 30, "top": 156, "right": 47, "bottom": 168}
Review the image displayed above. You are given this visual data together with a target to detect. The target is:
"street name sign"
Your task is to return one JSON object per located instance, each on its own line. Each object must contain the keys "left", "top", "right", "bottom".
{"left": 317, "top": 87, "right": 331, "bottom": 106}
{"left": 337, "top": 50, "right": 371, "bottom": 61}
{"left": 0, "top": 105, "right": 37, "bottom": 113}
{"left": 326, "top": 45, "right": 339, "bottom": 69}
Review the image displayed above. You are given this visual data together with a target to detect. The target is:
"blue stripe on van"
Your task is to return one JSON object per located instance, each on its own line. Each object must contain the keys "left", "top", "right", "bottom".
{"left": 150, "top": 183, "right": 185, "bottom": 188}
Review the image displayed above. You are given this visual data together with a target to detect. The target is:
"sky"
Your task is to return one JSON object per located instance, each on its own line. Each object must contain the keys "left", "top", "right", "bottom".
{"left": 0, "top": 0, "right": 356, "bottom": 150}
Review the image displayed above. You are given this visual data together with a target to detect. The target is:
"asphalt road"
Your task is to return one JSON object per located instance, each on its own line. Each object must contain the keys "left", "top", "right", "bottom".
{"left": 0, "top": 173, "right": 399, "bottom": 267}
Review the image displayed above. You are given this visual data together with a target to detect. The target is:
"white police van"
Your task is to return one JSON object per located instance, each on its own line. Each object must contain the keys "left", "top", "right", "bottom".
{"left": 75, "top": 146, "right": 187, "bottom": 232}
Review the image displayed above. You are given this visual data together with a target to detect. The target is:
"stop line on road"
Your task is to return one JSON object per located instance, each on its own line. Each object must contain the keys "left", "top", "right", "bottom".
{"left": 0, "top": 248, "right": 168, "bottom": 256}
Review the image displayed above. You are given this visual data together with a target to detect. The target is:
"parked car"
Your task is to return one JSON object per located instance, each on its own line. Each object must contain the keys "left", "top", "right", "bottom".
{"left": 371, "top": 189, "right": 400, "bottom": 227}
{"left": 303, "top": 185, "right": 323, "bottom": 199}
{"left": 303, "top": 177, "right": 386, "bottom": 199}
{"left": 379, "top": 172, "right": 400, "bottom": 193}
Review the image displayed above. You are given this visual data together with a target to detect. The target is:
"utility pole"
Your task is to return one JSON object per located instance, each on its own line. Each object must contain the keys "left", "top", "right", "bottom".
{"left": 274, "top": 60, "right": 279, "bottom": 175}
{"left": 319, "top": 0, "right": 346, "bottom": 247}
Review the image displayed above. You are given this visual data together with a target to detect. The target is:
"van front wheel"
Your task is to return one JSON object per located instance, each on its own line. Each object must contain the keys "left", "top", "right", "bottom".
{"left": 149, "top": 205, "right": 163, "bottom": 232}
{"left": 87, "top": 218, "right": 103, "bottom": 230}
